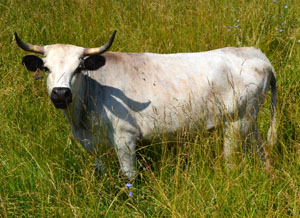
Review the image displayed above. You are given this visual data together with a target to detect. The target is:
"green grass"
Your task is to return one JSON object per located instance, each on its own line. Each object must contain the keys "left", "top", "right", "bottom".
{"left": 1, "top": 0, "right": 300, "bottom": 217}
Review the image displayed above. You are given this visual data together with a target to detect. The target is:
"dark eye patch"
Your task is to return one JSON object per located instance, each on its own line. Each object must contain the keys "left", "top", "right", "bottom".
{"left": 22, "top": 55, "right": 44, "bottom": 72}
{"left": 83, "top": 55, "right": 106, "bottom": 71}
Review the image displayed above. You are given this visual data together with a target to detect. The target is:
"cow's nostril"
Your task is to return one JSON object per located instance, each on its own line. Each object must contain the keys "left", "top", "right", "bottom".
{"left": 64, "top": 89, "right": 72, "bottom": 98}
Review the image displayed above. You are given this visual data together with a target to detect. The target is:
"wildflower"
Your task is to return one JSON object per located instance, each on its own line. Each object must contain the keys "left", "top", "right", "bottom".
{"left": 237, "top": 19, "right": 240, "bottom": 23}
{"left": 238, "top": 41, "right": 241, "bottom": 45}
{"left": 235, "top": 24, "right": 239, "bottom": 28}
{"left": 272, "top": 0, "right": 276, "bottom": 3}
{"left": 234, "top": 33, "right": 237, "bottom": 36}
{"left": 284, "top": 5, "right": 288, "bottom": 9}
{"left": 128, "top": 191, "right": 133, "bottom": 197}
{"left": 280, "top": 29, "right": 283, "bottom": 33}
{"left": 126, "top": 183, "right": 132, "bottom": 188}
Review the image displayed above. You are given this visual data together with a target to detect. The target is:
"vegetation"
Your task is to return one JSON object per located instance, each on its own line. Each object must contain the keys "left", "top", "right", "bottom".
{"left": 0, "top": 0, "right": 299, "bottom": 217}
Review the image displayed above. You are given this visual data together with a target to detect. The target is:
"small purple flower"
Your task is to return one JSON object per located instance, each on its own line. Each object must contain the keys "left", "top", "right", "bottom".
{"left": 272, "top": 0, "right": 276, "bottom": 3}
{"left": 280, "top": 29, "right": 283, "bottom": 33}
{"left": 234, "top": 33, "right": 237, "bottom": 36}
{"left": 126, "top": 183, "right": 132, "bottom": 188}
{"left": 128, "top": 191, "right": 133, "bottom": 197}
{"left": 284, "top": 5, "right": 288, "bottom": 9}
{"left": 235, "top": 24, "right": 239, "bottom": 28}
{"left": 237, "top": 19, "right": 240, "bottom": 23}
{"left": 238, "top": 41, "right": 241, "bottom": 45}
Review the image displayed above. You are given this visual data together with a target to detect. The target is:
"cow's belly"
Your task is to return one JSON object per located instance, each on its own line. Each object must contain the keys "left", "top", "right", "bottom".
{"left": 136, "top": 97, "right": 230, "bottom": 138}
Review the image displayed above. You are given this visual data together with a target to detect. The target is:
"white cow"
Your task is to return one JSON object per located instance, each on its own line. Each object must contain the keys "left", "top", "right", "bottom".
{"left": 15, "top": 31, "right": 276, "bottom": 178}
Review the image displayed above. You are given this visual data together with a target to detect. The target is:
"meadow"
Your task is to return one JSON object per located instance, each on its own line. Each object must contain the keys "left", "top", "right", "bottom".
{"left": 0, "top": 0, "right": 300, "bottom": 217}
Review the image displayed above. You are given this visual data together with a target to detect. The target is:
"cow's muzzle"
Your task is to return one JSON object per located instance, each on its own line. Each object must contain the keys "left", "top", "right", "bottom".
{"left": 50, "top": 87, "right": 72, "bottom": 109}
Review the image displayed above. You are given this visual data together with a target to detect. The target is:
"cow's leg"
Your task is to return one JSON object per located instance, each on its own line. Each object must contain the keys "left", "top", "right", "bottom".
{"left": 114, "top": 132, "right": 137, "bottom": 179}
{"left": 224, "top": 116, "right": 272, "bottom": 171}
{"left": 247, "top": 122, "right": 273, "bottom": 172}
{"left": 224, "top": 119, "right": 243, "bottom": 169}
{"left": 95, "top": 157, "right": 105, "bottom": 173}
{"left": 71, "top": 127, "right": 106, "bottom": 173}
{"left": 243, "top": 121, "right": 265, "bottom": 161}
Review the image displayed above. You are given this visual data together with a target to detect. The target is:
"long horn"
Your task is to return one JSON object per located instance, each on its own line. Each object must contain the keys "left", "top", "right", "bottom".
{"left": 83, "top": 30, "right": 117, "bottom": 56}
{"left": 15, "top": 33, "right": 44, "bottom": 54}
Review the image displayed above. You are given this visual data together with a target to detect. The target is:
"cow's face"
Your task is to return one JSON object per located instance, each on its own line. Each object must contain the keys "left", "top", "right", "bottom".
{"left": 15, "top": 31, "right": 116, "bottom": 109}
{"left": 43, "top": 45, "right": 84, "bottom": 109}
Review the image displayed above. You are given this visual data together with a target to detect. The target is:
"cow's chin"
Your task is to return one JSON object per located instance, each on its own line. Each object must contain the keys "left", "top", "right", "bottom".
{"left": 52, "top": 101, "right": 70, "bottom": 109}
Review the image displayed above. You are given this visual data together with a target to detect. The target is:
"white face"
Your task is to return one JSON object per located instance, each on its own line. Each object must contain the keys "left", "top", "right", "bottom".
{"left": 43, "top": 44, "right": 85, "bottom": 96}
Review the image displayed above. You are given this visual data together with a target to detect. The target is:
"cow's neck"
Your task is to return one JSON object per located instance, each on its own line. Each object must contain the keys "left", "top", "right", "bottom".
{"left": 62, "top": 73, "right": 87, "bottom": 130}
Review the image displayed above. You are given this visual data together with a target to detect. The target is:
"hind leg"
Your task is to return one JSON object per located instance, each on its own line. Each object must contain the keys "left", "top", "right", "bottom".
{"left": 241, "top": 119, "right": 265, "bottom": 160}
{"left": 223, "top": 119, "right": 244, "bottom": 169}
{"left": 252, "top": 124, "right": 273, "bottom": 172}
{"left": 224, "top": 115, "right": 272, "bottom": 171}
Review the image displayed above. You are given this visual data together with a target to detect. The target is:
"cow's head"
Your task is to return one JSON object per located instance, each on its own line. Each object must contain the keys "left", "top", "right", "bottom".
{"left": 15, "top": 31, "right": 116, "bottom": 109}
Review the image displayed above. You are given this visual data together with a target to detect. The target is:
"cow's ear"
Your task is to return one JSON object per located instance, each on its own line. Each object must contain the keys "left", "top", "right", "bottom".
{"left": 22, "top": 55, "right": 44, "bottom": 72}
{"left": 83, "top": 55, "right": 106, "bottom": 71}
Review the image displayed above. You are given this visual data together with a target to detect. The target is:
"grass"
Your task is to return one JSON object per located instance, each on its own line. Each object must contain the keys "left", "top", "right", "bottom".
{"left": 1, "top": 0, "right": 300, "bottom": 217}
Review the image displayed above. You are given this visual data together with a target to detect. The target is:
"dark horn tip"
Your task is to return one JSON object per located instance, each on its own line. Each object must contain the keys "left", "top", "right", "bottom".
{"left": 14, "top": 32, "right": 23, "bottom": 48}
{"left": 14, "top": 32, "right": 20, "bottom": 42}
{"left": 110, "top": 30, "right": 117, "bottom": 42}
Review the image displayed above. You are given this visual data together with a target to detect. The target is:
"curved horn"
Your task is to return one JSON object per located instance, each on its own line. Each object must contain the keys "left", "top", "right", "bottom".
{"left": 83, "top": 30, "right": 117, "bottom": 56}
{"left": 15, "top": 33, "right": 44, "bottom": 54}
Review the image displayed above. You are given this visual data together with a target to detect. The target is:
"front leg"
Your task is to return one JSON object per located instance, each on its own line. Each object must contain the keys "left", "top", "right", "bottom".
{"left": 114, "top": 131, "right": 137, "bottom": 179}
{"left": 71, "top": 126, "right": 107, "bottom": 173}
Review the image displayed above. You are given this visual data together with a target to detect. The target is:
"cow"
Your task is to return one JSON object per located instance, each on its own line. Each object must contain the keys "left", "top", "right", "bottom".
{"left": 15, "top": 31, "right": 276, "bottom": 178}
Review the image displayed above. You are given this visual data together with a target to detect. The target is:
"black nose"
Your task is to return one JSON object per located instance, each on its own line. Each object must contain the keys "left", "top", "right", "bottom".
{"left": 50, "top": 87, "right": 72, "bottom": 109}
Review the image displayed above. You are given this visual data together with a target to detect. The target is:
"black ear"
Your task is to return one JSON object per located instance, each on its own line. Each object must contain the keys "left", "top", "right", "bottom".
{"left": 83, "top": 55, "right": 106, "bottom": 71}
{"left": 22, "top": 55, "right": 44, "bottom": 72}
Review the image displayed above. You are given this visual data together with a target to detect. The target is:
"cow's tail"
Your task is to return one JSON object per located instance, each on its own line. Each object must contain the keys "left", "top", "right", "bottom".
{"left": 267, "top": 69, "right": 277, "bottom": 146}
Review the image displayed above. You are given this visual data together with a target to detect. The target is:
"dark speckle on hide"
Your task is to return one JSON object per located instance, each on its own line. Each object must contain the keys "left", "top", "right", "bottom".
{"left": 253, "top": 67, "right": 266, "bottom": 76}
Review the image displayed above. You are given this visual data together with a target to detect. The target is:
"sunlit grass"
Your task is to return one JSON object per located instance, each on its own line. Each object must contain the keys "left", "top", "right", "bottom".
{"left": 0, "top": 0, "right": 300, "bottom": 217}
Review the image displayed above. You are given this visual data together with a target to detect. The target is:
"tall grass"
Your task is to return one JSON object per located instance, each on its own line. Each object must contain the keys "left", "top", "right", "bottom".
{"left": 0, "top": 0, "right": 300, "bottom": 217}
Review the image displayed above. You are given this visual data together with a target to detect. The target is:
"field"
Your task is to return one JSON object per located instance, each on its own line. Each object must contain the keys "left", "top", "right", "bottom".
{"left": 1, "top": 0, "right": 300, "bottom": 217}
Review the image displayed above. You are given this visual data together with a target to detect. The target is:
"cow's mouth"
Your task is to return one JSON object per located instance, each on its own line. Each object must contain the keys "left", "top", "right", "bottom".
{"left": 52, "top": 101, "right": 69, "bottom": 109}
{"left": 50, "top": 87, "right": 72, "bottom": 109}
